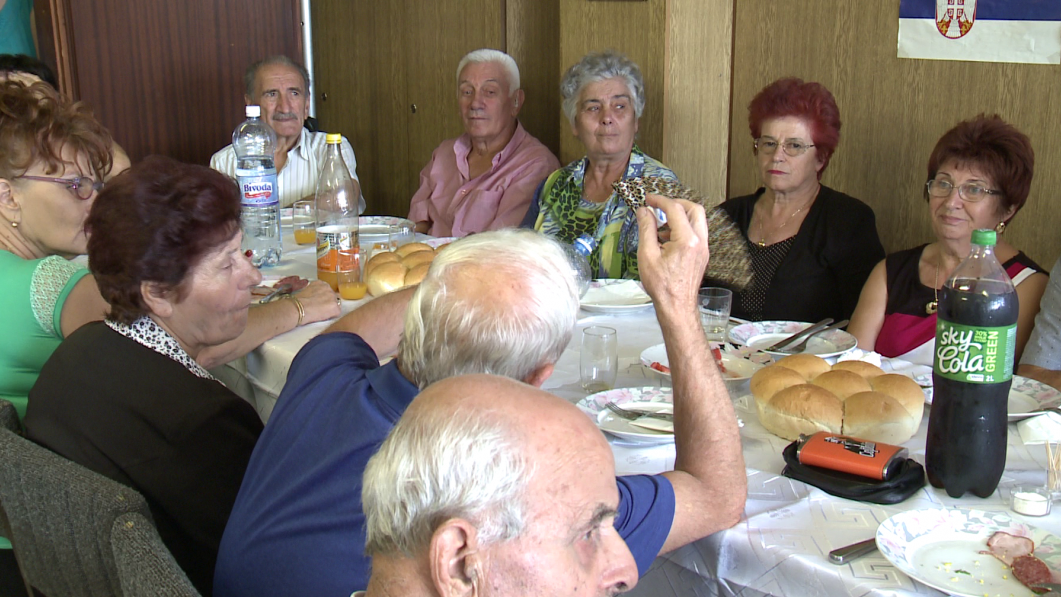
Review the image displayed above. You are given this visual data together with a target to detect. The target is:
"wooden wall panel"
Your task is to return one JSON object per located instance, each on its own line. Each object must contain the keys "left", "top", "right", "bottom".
{"left": 731, "top": 1, "right": 1061, "bottom": 267}
{"left": 662, "top": 0, "right": 733, "bottom": 201}
{"left": 56, "top": 0, "right": 302, "bottom": 165}
{"left": 507, "top": 0, "right": 561, "bottom": 156}
{"left": 558, "top": 0, "right": 666, "bottom": 166}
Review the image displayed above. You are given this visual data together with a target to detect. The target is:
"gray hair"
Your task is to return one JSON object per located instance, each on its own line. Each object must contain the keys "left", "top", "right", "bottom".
{"left": 560, "top": 50, "right": 645, "bottom": 126}
{"left": 243, "top": 55, "right": 310, "bottom": 99}
{"left": 397, "top": 229, "right": 580, "bottom": 389}
{"left": 455, "top": 49, "right": 520, "bottom": 94}
{"left": 363, "top": 406, "right": 531, "bottom": 557}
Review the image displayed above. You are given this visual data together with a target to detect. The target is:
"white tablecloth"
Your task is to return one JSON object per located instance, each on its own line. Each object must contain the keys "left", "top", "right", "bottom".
{"left": 229, "top": 241, "right": 1060, "bottom": 597}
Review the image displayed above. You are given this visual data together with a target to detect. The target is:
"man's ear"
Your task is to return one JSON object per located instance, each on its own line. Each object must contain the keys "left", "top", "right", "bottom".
{"left": 429, "top": 518, "right": 484, "bottom": 597}
{"left": 511, "top": 89, "right": 525, "bottom": 116}
{"left": 140, "top": 281, "right": 174, "bottom": 318}
{"left": 523, "top": 362, "right": 555, "bottom": 388}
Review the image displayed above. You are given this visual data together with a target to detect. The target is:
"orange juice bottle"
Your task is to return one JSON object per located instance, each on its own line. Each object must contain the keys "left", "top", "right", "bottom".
{"left": 315, "top": 134, "right": 360, "bottom": 293}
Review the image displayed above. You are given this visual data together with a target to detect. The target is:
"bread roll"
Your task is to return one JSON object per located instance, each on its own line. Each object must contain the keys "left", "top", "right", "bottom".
{"left": 366, "top": 262, "right": 407, "bottom": 296}
{"left": 401, "top": 250, "right": 435, "bottom": 270}
{"left": 750, "top": 366, "right": 807, "bottom": 401}
{"left": 365, "top": 251, "right": 401, "bottom": 278}
{"left": 757, "top": 384, "right": 842, "bottom": 440}
{"left": 773, "top": 353, "right": 831, "bottom": 380}
{"left": 395, "top": 242, "right": 433, "bottom": 258}
{"left": 843, "top": 391, "right": 920, "bottom": 445}
{"left": 869, "top": 374, "right": 925, "bottom": 420}
{"left": 831, "top": 360, "right": 885, "bottom": 379}
{"left": 811, "top": 370, "right": 871, "bottom": 400}
{"left": 404, "top": 262, "right": 431, "bottom": 286}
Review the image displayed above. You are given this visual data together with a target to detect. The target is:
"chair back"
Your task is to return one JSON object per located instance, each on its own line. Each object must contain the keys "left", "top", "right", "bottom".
{"left": 0, "top": 398, "right": 18, "bottom": 433}
{"left": 0, "top": 419, "right": 152, "bottom": 597}
{"left": 111, "top": 512, "right": 201, "bottom": 597}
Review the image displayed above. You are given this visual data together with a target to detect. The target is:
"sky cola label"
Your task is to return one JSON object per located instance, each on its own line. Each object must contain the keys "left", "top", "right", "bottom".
{"left": 933, "top": 319, "right": 1015, "bottom": 383}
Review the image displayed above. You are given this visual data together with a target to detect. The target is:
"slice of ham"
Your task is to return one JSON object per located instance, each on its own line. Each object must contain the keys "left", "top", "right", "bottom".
{"left": 980, "top": 530, "right": 1035, "bottom": 566}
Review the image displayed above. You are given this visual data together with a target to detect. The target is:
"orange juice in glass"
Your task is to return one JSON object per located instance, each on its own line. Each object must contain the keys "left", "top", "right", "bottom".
{"left": 293, "top": 200, "right": 316, "bottom": 245}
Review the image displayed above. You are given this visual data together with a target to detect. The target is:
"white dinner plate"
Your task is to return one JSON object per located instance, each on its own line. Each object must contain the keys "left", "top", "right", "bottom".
{"left": 920, "top": 374, "right": 1061, "bottom": 421}
{"left": 577, "top": 387, "right": 674, "bottom": 444}
{"left": 876, "top": 508, "right": 1061, "bottom": 597}
{"left": 358, "top": 216, "right": 415, "bottom": 244}
{"left": 729, "top": 320, "right": 857, "bottom": 358}
{"left": 580, "top": 279, "right": 653, "bottom": 313}
{"left": 639, "top": 343, "right": 772, "bottom": 381}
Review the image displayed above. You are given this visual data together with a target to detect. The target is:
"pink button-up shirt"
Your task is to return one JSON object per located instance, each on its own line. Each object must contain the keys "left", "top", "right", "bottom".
{"left": 408, "top": 121, "right": 560, "bottom": 237}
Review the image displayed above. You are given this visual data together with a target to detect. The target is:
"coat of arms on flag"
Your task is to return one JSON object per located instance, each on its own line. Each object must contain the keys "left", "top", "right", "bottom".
{"left": 936, "top": 0, "right": 976, "bottom": 38}
{"left": 899, "top": 0, "right": 1061, "bottom": 64}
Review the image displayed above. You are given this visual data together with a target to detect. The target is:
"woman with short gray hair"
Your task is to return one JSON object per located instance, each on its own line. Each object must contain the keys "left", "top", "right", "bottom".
{"left": 523, "top": 50, "right": 676, "bottom": 279}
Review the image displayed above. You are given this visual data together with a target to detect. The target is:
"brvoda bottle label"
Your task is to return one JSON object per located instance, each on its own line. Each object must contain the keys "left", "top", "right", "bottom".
{"left": 933, "top": 319, "right": 1016, "bottom": 383}
{"left": 239, "top": 173, "right": 279, "bottom": 207}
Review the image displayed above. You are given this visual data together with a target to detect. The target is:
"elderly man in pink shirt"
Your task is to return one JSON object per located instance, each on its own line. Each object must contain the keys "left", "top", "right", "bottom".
{"left": 408, "top": 49, "right": 559, "bottom": 237}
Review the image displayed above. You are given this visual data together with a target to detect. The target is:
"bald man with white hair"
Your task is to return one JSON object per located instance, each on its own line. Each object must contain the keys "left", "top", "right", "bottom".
{"left": 408, "top": 48, "right": 559, "bottom": 237}
{"left": 358, "top": 374, "right": 639, "bottom": 597}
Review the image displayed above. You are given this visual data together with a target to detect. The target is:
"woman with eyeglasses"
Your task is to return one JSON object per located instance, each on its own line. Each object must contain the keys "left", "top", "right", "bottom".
{"left": 848, "top": 114, "right": 1047, "bottom": 365}
{"left": 0, "top": 80, "right": 121, "bottom": 420}
{"left": 708, "top": 78, "right": 884, "bottom": 322}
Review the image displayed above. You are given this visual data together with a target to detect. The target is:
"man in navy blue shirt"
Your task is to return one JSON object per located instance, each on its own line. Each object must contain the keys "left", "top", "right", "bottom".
{"left": 214, "top": 196, "right": 746, "bottom": 597}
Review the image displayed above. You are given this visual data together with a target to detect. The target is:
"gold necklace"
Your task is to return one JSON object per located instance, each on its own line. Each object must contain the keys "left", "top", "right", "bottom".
{"left": 925, "top": 256, "right": 939, "bottom": 315}
{"left": 757, "top": 199, "right": 811, "bottom": 247}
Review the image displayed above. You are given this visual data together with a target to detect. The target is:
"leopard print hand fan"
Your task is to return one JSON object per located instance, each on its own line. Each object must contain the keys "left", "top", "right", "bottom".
{"left": 613, "top": 176, "right": 753, "bottom": 290}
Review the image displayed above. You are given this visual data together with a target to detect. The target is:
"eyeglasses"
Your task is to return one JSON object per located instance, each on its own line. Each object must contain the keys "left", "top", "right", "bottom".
{"left": 754, "top": 138, "right": 816, "bottom": 157}
{"left": 16, "top": 175, "right": 104, "bottom": 200}
{"left": 925, "top": 179, "right": 1001, "bottom": 203}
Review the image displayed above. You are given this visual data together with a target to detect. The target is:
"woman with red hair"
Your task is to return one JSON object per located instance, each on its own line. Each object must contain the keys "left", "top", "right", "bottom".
{"left": 710, "top": 78, "right": 884, "bottom": 322}
{"left": 849, "top": 115, "right": 1047, "bottom": 365}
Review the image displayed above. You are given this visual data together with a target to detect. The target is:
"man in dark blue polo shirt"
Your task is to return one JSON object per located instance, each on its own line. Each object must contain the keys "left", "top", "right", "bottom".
{"left": 214, "top": 197, "right": 746, "bottom": 597}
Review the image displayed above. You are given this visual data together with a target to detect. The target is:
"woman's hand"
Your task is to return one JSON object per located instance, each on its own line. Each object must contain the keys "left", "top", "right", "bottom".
{"left": 293, "top": 280, "right": 342, "bottom": 325}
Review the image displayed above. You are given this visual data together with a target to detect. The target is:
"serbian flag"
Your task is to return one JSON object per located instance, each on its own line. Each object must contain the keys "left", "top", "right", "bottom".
{"left": 898, "top": 0, "right": 1061, "bottom": 64}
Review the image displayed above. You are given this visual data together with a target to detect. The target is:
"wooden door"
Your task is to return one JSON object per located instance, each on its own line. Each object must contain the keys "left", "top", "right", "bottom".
{"left": 35, "top": 0, "right": 303, "bottom": 166}
{"left": 312, "top": 0, "right": 504, "bottom": 218}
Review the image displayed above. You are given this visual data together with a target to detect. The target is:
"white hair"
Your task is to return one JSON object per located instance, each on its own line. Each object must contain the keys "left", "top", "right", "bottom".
{"left": 456, "top": 49, "right": 520, "bottom": 94}
{"left": 397, "top": 229, "right": 580, "bottom": 389}
{"left": 363, "top": 406, "right": 531, "bottom": 557}
{"left": 560, "top": 50, "right": 645, "bottom": 126}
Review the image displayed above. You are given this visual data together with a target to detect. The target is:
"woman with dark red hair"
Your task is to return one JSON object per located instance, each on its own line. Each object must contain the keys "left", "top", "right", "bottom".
{"left": 849, "top": 115, "right": 1047, "bottom": 366}
{"left": 710, "top": 78, "right": 884, "bottom": 322}
{"left": 25, "top": 157, "right": 278, "bottom": 594}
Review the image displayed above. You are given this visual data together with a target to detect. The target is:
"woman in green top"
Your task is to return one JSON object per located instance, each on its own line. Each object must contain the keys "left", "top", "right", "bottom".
{"left": 523, "top": 50, "right": 678, "bottom": 279}
{"left": 0, "top": 80, "right": 117, "bottom": 420}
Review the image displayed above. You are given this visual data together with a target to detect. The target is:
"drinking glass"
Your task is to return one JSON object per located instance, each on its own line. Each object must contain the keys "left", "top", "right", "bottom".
{"left": 698, "top": 287, "right": 733, "bottom": 343}
{"left": 580, "top": 326, "right": 617, "bottom": 393}
{"left": 292, "top": 200, "right": 316, "bottom": 245}
{"left": 392, "top": 222, "right": 414, "bottom": 248}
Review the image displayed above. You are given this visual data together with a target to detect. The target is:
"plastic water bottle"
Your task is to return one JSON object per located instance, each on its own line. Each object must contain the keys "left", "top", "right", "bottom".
{"left": 315, "top": 134, "right": 363, "bottom": 299}
{"left": 233, "top": 105, "right": 282, "bottom": 267}
{"left": 927, "top": 229, "right": 1018, "bottom": 498}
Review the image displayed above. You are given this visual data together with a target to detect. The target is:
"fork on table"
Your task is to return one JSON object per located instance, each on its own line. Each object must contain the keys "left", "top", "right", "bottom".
{"left": 604, "top": 402, "right": 673, "bottom": 422}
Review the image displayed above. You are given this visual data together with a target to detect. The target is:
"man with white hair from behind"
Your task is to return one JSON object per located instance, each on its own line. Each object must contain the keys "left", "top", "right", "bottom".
{"left": 408, "top": 48, "right": 559, "bottom": 236}
{"left": 357, "top": 374, "right": 640, "bottom": 597}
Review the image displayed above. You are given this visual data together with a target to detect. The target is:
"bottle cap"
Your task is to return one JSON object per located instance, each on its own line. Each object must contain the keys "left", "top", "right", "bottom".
{"left": 245, "top": 105, "right": 261, "bottom": 118}
{"left": 971, "top": 229, "right": 997, "bottom": 246}
{"left": 326, "top": 133, "right": 342, "bottom": 144}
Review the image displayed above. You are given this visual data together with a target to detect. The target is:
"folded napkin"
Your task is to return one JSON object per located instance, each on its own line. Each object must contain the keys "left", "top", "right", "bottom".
{"left": 1018, "top": 411, "right": 1061, "bottom": 445}
{"left": 836, "top": 348, "right": 883, "bottom": 367}
{"left": 628, "top": 417, "right": 674, "bottom": 434}
{"left": 581, "top": 280, "right": 651, "bottom": 306}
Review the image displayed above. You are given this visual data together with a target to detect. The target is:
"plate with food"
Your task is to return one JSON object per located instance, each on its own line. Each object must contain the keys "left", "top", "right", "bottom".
{"left": 729, "top": 320, "right": 857, "bottom": 358}
{"left": 877, "top": 508, "right": 1061, "bottom": 597}
{"left": 640, "top": 343, "right": 772, "bottom": 381}
{"left": 920, "top": 375, "right": 1061, "bottom": 421}
{"left": 580, "top": 279, "right": 653, "bottom": 313}
{"left": 577, "top": 387, "right": 674, "bottom": 444}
